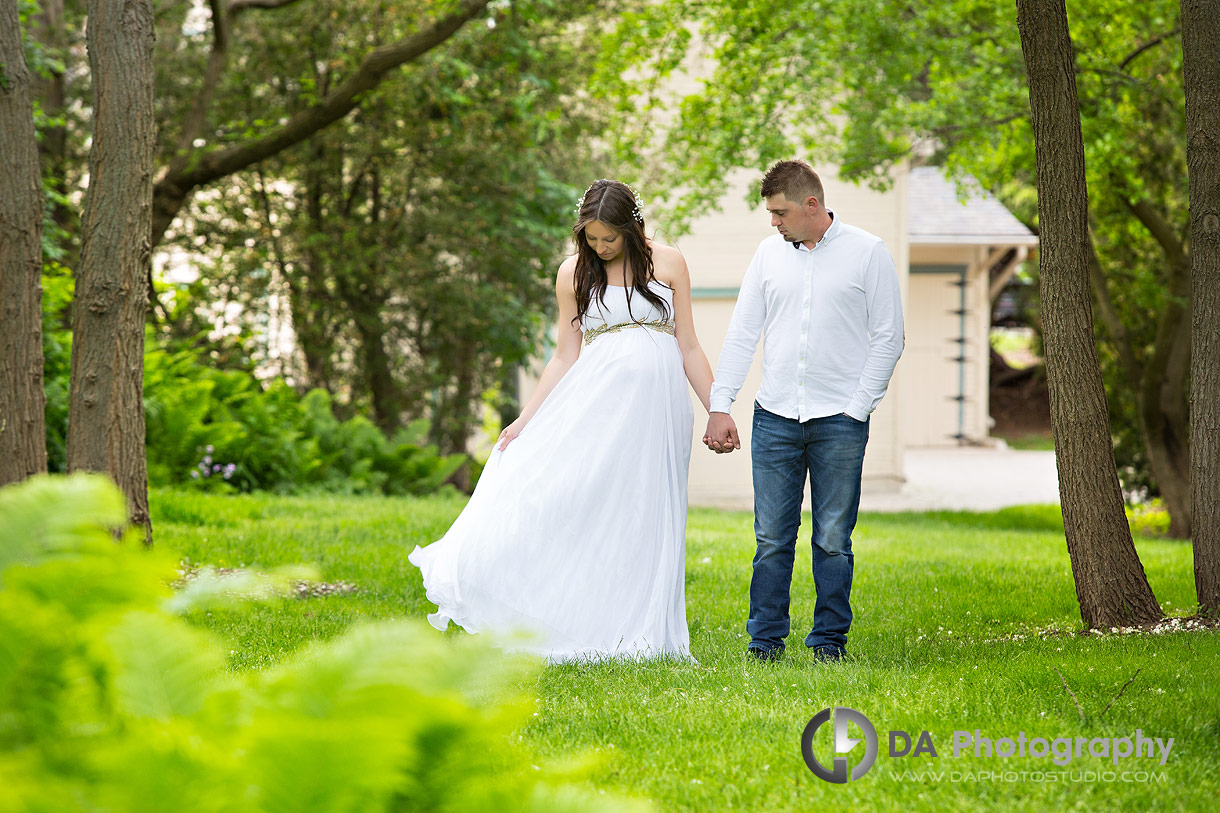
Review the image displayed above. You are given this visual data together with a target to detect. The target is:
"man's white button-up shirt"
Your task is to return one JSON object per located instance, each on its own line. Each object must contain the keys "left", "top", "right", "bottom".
{"left": 709, "top": 214, "right": 905, "bottom": 422}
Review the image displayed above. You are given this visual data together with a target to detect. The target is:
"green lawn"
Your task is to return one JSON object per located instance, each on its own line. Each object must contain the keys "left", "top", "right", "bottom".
{"left": 996, "top": 432, "right": 1056, "bottom": 451}
{"left": 156, "top": 490, "right": 1219, "bottom": 812}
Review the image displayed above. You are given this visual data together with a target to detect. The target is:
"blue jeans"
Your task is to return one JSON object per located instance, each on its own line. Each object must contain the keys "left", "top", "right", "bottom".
{"left": 748, "top": 404, "right": 869, "bottom": 655}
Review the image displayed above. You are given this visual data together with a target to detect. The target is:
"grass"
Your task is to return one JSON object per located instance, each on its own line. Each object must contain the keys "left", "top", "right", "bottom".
{"left": 155, "top": 490, "right": 1219, "bottom": 812}
{"left": 995, "top": 432, "right": 1056, "bottom": 451}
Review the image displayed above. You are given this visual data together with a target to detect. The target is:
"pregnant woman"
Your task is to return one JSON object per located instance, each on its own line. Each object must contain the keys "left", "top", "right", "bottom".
{"left": 409, "top": 179, "right": 715, "bottom": 662}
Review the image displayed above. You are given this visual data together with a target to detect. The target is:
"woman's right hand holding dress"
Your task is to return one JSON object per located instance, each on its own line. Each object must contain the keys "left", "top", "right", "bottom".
{"left": 498, "top": 418, "right": 527, "bottom": 451}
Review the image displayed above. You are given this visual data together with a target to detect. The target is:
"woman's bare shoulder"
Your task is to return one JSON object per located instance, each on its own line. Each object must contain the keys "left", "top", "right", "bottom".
{"left": 556, "top": 254, "right": 578, "bottom": 283}
{"left": 649, "top": 242, "right": 689, "bottom": 285}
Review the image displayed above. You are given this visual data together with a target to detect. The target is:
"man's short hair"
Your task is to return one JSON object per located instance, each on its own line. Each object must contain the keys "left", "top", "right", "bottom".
{"left": 760, "top": 160, "right": 825, "bottom": 206}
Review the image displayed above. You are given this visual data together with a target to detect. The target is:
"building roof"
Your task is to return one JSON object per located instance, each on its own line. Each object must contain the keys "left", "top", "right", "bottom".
{"left": 908, "top": 166, "right": 1039, "bottom": 246}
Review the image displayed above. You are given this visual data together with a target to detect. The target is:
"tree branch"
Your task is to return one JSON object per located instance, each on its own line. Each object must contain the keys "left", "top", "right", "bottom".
{"left": 1125, "top": 195, "right": 1190, "bottom": 290}
{"left": 165, "top": 0, "right": 230, "bottom": 178}
{"left": 1086, "top": 232, "right": 1141, "bottom": 385}
{"left": 1118, "top": 28, "right": 1180, "bottom": 72}
{"left": 152, "top": 0, "right": 491, "bottom": 248}
{"left": 1099, "top": 668, "right": 1141, "bottom": 717}
{"left": 930, "top": 112, "right": 1025, "bottom": 141}
{"left": 166, "top": 0, "right": 311, "bottom": 180}
{"left": 229, "top": 0, "right": 308, "bottom": 11}
{"left": 1128, "top": 196, "right": 1193, "bottom": 473}
{"left": 1053, "top": 668, "right": 1085, "bottom": 721}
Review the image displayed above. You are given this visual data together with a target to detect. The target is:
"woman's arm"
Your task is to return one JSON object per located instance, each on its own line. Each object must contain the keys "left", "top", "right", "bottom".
{"left": 498, "top": 260, "right": 583, "bottom": 450}
{"left": 656, "top": 245, "right": 714, "bottom": 414}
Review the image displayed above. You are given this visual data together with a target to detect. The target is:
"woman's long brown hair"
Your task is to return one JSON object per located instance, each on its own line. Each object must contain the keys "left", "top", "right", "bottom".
{"left": 571, "top": 180, "right": 671, "bottom": 327}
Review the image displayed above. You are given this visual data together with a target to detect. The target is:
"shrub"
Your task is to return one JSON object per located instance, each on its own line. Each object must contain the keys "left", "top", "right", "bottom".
{"left": 0, "top": 474, "right": 639, "bottom": 812}
{"left": 41, "top": 269, "right": 468, "bottom": 496}
{"left": 142, "top": 346, "right": 466, "bottom": 496}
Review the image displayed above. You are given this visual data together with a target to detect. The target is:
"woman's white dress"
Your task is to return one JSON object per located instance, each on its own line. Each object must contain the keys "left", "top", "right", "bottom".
{"left": 408, "top": 280, "right": 694, "bottom": 662}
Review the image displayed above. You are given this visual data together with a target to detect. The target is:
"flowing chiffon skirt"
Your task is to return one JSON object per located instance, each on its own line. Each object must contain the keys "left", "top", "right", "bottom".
{"left": 408, "top": 323, "right": 694, "bottom": 662}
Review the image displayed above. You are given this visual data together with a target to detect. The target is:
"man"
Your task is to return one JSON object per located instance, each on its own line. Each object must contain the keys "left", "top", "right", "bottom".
{"left": 703, "top": 159, "right": 904, "bottom": 662}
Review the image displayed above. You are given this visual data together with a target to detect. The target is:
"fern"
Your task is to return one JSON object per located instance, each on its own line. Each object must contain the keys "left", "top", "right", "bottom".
{"left": 0, "top": 475, "right": 641, "bottom": 812}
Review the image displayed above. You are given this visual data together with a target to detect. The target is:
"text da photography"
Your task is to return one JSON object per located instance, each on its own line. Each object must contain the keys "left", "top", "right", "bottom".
{"left": 800, "top": 706, "right": 1174, "bottom": 785}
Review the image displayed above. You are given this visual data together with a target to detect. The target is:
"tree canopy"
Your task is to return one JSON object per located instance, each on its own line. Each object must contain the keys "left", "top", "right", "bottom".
{"left": 596, "top": 0, "right": 1198, "bottom": 535}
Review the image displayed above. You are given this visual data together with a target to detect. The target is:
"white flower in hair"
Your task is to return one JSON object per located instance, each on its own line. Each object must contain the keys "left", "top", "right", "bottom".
{"left": 574, "top": 179, "right": 645, "bottom": 224}
{"left": 628, "top": 185, "right": 644, "bottom": 223}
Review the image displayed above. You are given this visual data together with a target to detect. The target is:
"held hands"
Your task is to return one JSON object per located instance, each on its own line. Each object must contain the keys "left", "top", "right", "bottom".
{"left": 703, "top": 412, "right": 740, "bottom": 454}
{"left": 498, "top": 418, "right": 527, "bottom": 451}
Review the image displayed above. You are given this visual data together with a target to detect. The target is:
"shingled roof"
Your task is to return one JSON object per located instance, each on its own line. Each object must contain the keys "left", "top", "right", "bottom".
{"left": 908, "top": 166, "right": 1039, "bottom": 246}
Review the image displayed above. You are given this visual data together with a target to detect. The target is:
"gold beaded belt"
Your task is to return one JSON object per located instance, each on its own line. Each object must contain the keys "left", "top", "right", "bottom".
{"left": 583, "top": 319, "right": 676, "bottom": 346}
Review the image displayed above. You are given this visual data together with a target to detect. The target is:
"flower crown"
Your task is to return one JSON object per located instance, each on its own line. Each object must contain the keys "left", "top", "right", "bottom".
{"left": 575, "top": 179, "right": 644, "bottom": 224}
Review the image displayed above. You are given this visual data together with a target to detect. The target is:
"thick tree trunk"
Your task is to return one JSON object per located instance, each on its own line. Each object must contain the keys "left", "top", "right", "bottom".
{"left": 1016, "top": 0, "right": 1161, "bottom": 627}
{"left": 0, "top": 0, "right": 49, "bottom": 486}
{"left": 67, "top": 0, "right": 155, "bottom": 537}
{"left": 1182, "top": 0, "right": 1220, "bottom": 615}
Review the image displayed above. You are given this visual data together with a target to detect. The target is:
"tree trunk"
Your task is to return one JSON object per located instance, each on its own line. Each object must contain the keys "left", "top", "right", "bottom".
{"left": 292, "top": 152, "right": 337, "bottom": 394}
{"left": 1145, "top": 426, "right": 1192, "bottom": 538}
{"left": 1016, "top": 0, "right": 1161, "bottom": 627}
{"left": 0, "top": 0, "right": 49, "bottom": 487}
{"left": 344, "top": 284, "right": 401, "bottom": 434}
{"left": 1182, "top": 0, "right": 1220, "bottom": 615}
{"left": 1139, "top": 274, "right": 1192, "bottom": 538}
{"left": 497, "top": 361, "right": 520, "bottom": 431}
{"left": 67, "top": 0, "right": 155, "bottom": 538}
{"left": 33, "top": 0, "right": 72, "bottom": 235}
{"left": 1092, "top": 212, "right": 1194, "bottom": 538}
{"left": 1119, "top": 197, "right": 1195, "bottom": 537}
{"left": 431, "top": 339, "right": 477, "bottom": 491}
